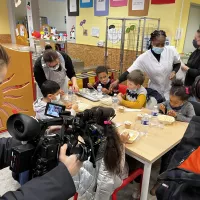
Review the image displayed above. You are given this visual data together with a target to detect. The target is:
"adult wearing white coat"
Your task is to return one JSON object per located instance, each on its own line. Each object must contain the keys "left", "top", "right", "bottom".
{"left": 110, "top": 30, "right": 181, "bottom": 100}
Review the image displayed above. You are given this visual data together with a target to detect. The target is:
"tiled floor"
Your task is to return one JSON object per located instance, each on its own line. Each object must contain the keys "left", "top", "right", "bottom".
{"left": 0, "top": 131, "right": 158, "bottom": 199}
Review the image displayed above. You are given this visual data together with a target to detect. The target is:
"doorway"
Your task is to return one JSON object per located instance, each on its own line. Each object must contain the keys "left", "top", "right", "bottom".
{"left": 184, "top": 4, "right": 200, "bottom": 53}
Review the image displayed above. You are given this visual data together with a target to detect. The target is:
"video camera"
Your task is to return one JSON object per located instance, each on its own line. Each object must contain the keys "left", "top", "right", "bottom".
{"left": 7, "top": 103, "right": 115, "bottom": 180}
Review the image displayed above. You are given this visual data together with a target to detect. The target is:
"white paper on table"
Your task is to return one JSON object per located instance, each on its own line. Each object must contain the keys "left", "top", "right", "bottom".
{"left": 91, "top": 27, "right": 100, "bottom": 37}
{"left": 124, "top": 108, "right": 141, "bottom": 112}
{"left": 70, "top": 0, "right": 77, "bottom": 12}
{"left": 96, "top": 0, "right": 106, "bottom": 11}
{"left": 132, "top": 0, "right": 144, "bottom": 10}
{"left": 15, "top": 28, "right": 19, "bottom": 36}
{"left": 82, "top": 0, "right": 90, "bottom": 2}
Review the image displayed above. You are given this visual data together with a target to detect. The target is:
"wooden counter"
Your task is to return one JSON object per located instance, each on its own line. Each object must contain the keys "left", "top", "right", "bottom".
{"left": 0, "top": 44, "right": 35, "bottom": 133}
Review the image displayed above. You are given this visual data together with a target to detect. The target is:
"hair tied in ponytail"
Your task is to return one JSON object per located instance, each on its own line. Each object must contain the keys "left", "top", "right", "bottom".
{"left": 104, "top": 120, "right": 112, "bottom": 125}
{"left": 185, "top": 87, "right": 190, "bottom": 95}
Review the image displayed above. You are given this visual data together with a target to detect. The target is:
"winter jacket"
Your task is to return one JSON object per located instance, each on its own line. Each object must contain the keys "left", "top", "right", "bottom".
{"left": 156, "top": 116, "right": 200, "bottom": 200}
{"left": 73, "top": 145, "right": 128, "bottom": 200}
{"left": 33, "top": 98, "right": 51, "bottom": 120}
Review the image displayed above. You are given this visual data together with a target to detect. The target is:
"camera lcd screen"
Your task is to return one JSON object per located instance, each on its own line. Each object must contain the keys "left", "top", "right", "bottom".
{"left": 45, "top": 103, "right": 66, "bottom": 118}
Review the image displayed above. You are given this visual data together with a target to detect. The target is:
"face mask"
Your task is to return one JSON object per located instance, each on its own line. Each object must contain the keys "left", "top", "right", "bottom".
{"left": 49, "top": 64, "right": 60, "bottom": 71}
{"left": 51, "top": 94, "right": 61, "bottom": 103}
{"left": 193, "top": 39, "right": 199, "bottom": 49}
{"left": 129, "top": 89, "right": 137, "bottom": 93}
{"left": 152, "top": 47, "right": 164, "bottom": 54}
{"left": 170, "top": 103, "right": 183, "bottom": 111}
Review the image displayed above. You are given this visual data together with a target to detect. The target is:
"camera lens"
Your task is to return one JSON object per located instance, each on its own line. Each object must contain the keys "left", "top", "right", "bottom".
{"left": 14, "top": 120, "right": 25, "bottom": 133}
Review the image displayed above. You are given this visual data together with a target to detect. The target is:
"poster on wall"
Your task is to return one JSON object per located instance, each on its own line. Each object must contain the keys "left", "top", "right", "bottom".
{"left": 132, "top": 0, "right": 145, "bottom": 10}
{"left": 26, "top": 0, "right": 34, "bottom": 49}
{"left": 67, "top": 0, "right": 79, "bottom": 16}
{"left": 110, "top": 0, "right": 127, "bottom": 7}
{"left": 151, "top": 0, "right": 175, "bottom": 4}
{"left": 80, "top": 0, "right": 93, "bottom": 8}
{"left": 66, "top": 16, "right": 76, "bottom": 43}
{"left": 94, "top": 0, "right": 109, "bottom": 16}
{"left": 128, "top": 0, "right": 149, "bottom": 16}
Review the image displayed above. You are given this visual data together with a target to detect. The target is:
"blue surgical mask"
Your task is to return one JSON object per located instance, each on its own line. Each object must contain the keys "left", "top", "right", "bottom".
{"left": 152, "top": 47, "right": 164, "bottom": 54}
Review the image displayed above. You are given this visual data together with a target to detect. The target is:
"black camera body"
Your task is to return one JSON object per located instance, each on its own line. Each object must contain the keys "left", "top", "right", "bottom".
{"left": 7, "top": 106, "right": 115, "bottom": 180}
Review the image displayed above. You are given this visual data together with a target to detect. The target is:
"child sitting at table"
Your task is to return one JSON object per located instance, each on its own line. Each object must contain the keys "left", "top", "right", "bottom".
{"left": 33, "top": 80, "right": 72, "bottom": 120}
{"left": 88, "top": 66, "right": 118, "bottom": 95}
{"left": 72, "top": 106, "right": 131, "bottom": 200}
{"left": 159, "top": 79, "right": 195, "bottom": 122}
{"left": 117, "top": 69, "right": 147, "bottom": 109}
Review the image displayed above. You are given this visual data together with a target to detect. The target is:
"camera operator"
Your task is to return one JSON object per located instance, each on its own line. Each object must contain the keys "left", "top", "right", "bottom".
{"left": 0, "top": 45, "right": 82, "bottom": 200}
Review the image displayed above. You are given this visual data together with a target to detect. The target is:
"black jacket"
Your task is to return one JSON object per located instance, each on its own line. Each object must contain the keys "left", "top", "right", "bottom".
{"left": 156, "top": 116, "right": 200, "bottom": 200}
{"left": 34, "top": 51, "right": 76, "bottom": 89}
{"left": 0, "top": 137, "right": 76, "bottom": 200}
{"left": 185, "top": 49, "right": 200, "bottom": 86}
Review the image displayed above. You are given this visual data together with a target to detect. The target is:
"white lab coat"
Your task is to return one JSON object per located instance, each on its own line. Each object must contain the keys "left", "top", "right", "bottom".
{"left": 127, "top": 46, "right": 181, "bottom": 100}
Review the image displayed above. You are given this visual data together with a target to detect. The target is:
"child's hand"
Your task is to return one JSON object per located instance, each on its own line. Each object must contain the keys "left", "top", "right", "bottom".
{"left": 167, "top": 110, "right": 177, "bottom": 117}
{"left": 65, "top": 102, "right": 72, "bottom": 109}
{"left": 87, "top": 83, "right": 92, "bottom": 88}
{"left": 72, "top": 104, "right": 79, "bottom": 112}
{"left": 60, "top": 90, "right": 65, "bottom": 96}
{"left": 102, "top": 88, "right": 110, "bottom": 94}
{"left": 120, "top": 132, "right": 130, "bottom": 143}
{"left": 159, "top": 104, "right": 166, "bottom": 114}
{"left": 117, "top": 93, "right": 123, "bottom": 103}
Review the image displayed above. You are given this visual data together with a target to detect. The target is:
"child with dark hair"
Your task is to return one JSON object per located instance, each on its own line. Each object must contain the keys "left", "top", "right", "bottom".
{"left": 33, "top": 80, "right": 72, "bottom": 119}
{"left": 73, "top": 107, "right": 130, "bottom": 200}
{"left": 117, "top": 69, "right": 147, "bottom": 109}
{"left": 159, "top": 79, "right": 195, "bottom": 122}
{"left": 151, "top": 79, "right": 196, "bottom": 196}
{"left": 88, "top": 66, "right": 118, "bottom": 95}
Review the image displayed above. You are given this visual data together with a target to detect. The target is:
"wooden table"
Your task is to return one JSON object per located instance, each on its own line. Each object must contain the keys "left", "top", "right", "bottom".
{"left": 77, "top": 97, "right": 188, "bottom": 200}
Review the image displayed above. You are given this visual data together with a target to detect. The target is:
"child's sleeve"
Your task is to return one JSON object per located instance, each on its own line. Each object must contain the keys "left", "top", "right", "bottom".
{"left": 120, "top": 94, "right": 146, "bottom": 109}
{"left": 158, "top": 101, "right": 168, "bottom": 114}
{"left": 176, "top": 103, "right": 196, "bottom": 122}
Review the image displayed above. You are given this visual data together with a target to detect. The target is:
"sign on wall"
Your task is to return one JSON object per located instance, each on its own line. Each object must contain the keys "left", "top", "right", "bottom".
{"left": 151, "top": 0, "right": 175, "bottom": 4}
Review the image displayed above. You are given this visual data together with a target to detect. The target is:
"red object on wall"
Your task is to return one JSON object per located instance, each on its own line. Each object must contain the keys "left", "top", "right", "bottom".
{"left": 151, "top": 0, "right": 175, "bottom": 4}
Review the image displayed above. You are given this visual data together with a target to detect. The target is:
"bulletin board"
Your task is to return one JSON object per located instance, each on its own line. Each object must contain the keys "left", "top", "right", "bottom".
{"left": 128, "top": 0, "right": 150, "bottom": 16}
{"left": 0, "top": 46, "right": 35, "bottom": 133}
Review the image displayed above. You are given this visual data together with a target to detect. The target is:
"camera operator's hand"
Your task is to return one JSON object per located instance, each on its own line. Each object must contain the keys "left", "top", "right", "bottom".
{"left": 59, "top": 144, "right": 82, "bottom": 176}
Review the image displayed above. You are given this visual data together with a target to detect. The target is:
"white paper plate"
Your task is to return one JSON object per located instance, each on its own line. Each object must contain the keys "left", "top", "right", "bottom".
{"left": 121, "top": 129, "right": 139, "bottom": 144}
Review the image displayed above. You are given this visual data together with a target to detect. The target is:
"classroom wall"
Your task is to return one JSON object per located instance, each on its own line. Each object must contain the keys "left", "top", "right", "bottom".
{"left": 39, "top": 0, "right": 67, "bottom": 31}
{"left": 76, "top": 4, "right": 177, "bottom": 47}
{"left": 75, "top": 0, "right": 200, "bottom": 53}
{"left": 0, "top": 0, "right": 11, "bottom": 43}
{"left": 183, "top": 4, "right": 200, "bottom": 53}
{"left": 175, "top": 0, "right": 200, "bottom": 53}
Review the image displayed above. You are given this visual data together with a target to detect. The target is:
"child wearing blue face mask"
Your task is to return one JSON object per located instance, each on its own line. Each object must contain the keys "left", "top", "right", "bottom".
{"left": 159, "top": 79, "right": 195, "bottom": 122}
{"left": 117, "top": 70, "right": 147, "bottom": 109}
{"left": 33, "top": 80, "right": 72, "bottom": 120}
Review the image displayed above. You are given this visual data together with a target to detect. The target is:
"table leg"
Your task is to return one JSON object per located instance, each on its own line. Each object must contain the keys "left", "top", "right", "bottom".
{"left": 140, "top": 162, "right": 152, "bottom": 200}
